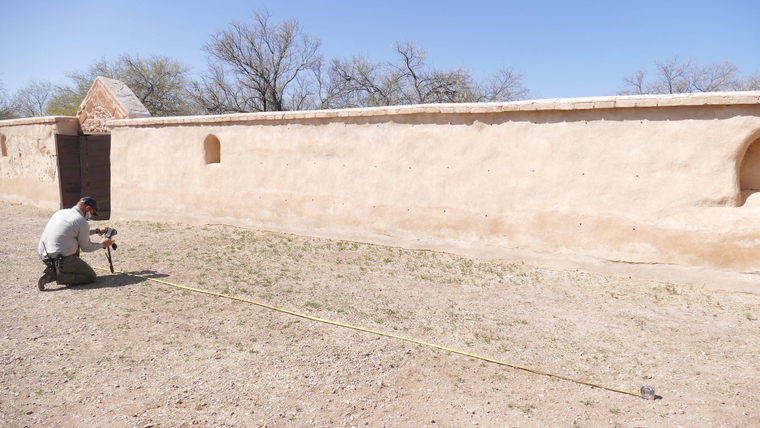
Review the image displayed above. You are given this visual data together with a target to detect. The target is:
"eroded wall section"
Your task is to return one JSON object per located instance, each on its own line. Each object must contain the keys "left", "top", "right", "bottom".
{"left": 0, "top": 117, "right": 78, "bottom": 209}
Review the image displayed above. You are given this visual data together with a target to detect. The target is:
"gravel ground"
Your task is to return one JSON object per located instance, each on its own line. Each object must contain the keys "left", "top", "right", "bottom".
{"left": 1, "top": 200, "right": 759, "bottom": 427}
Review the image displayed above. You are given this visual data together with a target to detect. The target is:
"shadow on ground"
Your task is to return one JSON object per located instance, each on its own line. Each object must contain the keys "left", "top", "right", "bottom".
{"left": 44, "top": 270, "right": 170, "bottom": 291}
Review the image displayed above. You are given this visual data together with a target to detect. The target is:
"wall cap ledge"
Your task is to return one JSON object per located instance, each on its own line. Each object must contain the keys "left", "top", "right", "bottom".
{"left": 0, "top": 116, "right": 79, "bottom": 128}
{"left": 106, "top": 91, "right": 760, "bottom": 128}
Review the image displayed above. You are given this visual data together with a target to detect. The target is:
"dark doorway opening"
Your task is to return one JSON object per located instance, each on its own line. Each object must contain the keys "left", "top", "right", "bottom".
{"left": 55, "top": 134, "right": 111, "bottom": 220}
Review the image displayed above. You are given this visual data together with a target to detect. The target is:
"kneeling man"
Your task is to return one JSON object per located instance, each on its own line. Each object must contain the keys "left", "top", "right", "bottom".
{"left": 37, "top": 197, "right": 115, "bottom": 290}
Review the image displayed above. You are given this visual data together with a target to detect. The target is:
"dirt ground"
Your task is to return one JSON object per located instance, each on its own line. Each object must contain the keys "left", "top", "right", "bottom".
{"left": 1, "top": 201, "right": 759, "bottom": 428}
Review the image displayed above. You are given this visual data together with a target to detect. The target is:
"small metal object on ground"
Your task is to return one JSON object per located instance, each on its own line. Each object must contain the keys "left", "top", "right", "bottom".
{"left": 640, "top": 385, "right": 656, "bottom": 399}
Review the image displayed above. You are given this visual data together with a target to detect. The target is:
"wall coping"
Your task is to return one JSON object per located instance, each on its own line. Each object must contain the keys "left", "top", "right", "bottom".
{"left": 107, "top": 91, "right": 760, "bottom": 128}
{"left": 2, "top": 92, "right": 758, "bottom": 129}
{"left": 0, "top": 116, "right": 79, "bottom": 128}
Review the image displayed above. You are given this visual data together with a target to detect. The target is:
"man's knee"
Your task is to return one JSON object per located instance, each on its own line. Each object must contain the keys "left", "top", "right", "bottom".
{"left": 57, "top": 270, "right": 96, "bottom": 285}
{"left": 58, "top": 256, "right": 97, "bottom": 285}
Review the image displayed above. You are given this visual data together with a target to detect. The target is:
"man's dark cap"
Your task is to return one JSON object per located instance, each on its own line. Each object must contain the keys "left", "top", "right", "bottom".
{"left": 79, "top": 197, "right": 99, "bottom": 217}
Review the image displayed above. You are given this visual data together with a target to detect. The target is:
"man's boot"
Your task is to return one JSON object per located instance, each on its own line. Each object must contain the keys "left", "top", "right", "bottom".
{"left": 37, "top": 265, "right": 57, "bottom": 291}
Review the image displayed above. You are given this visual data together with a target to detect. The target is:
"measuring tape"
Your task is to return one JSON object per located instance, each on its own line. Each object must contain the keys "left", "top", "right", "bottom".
{"left": 93, "top": 267, "right": 655, "bottom": 399}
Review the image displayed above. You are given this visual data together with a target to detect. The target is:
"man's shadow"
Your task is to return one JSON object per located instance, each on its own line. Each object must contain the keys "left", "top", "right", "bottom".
{"left": 45, "top": 270, "right": 170, "bottom": 291}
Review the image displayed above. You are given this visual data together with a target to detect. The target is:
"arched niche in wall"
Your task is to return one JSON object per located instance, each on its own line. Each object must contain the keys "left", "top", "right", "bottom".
{"left": 0, "top": 134, "right": 7, "bottom": 157}
{"left": 739, "top": 135, "right": 760, "bottom": 205}
{"left": 204, "top": 135, "right": 221, "bottom": 165}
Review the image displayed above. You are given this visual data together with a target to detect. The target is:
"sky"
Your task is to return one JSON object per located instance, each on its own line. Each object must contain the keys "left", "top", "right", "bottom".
{"left": 1, "top": 0, "right": 758, "bottom": 101}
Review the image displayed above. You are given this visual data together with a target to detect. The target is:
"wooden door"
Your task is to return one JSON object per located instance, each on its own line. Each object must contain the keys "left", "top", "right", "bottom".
{"left": 56, "top": 135, "right": 82, "bottom": 210}
{"left": 55, "top": 134, "right": 111, "bottom": 220}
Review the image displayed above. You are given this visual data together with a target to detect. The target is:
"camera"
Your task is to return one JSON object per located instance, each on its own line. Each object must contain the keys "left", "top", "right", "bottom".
{"left": 105, "top": 228, "right": 118, "bottom": 250}
{"left": 102, "top": 228, "right": 118, "bottom": 273}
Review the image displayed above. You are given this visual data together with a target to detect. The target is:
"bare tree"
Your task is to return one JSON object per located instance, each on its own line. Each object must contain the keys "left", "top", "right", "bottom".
{"left": 619, "top": 69, "right": 655, "bottom": 95}
{"left": 326, "top": 55, "right": 401, "bottom": 108}
{"left": 191, "top": 12, "right": 530, "bottom": 112}
{"left": 0, "top": 81, "right": 17, "bottom": 119}
{"left": 391, "top": 41, "right": 476, "bottom": 104}
{"left": 392, "top": 41, "right": 434, "bottom": 103}
{"left": 732, "top": 73, "right": 760, "bottom": 91}
{"left": 323, "top": 41, "right": 531, "bottom": 109}
{"left": 191, "top": 9, "right": 323, "bottom": 113}
{"left": 619, "top": 56, "right": 752, "bottom": 95}
{"left": 190, "top": 61, "right": 251, "bottom": 114}
{"left": 477, "top": 66, "right": 533, "bottom": 102}
{"left": 12, "top": 79, "right": 54, "bottom": 117}
{"left": 654, "top": 56, "right": 693, "bottom": 94}
{"left": 47, "top": 54, "right": 193, "bottom": 116}
{"left": 690, "top": 60, "right": 740, "bottom": 92}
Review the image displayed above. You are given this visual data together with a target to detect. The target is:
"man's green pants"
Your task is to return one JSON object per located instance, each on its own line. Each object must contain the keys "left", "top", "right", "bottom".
{"left": 57, "top": 253, "right": 97, "bottom": 285}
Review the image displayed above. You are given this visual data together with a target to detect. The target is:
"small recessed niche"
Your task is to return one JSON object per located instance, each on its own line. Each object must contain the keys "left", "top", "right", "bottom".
{"left": 0, "top": 134, "right": 7, "bottom": 157}
{"left": 739, "top": 136, "right": 760, "bottom": 205}
{"left": 204, "top": 134, "right": 221, "bottom": 165}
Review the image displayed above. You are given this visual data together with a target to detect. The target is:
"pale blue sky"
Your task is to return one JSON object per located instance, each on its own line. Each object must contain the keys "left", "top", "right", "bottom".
{"left": 1, "top": 0, "right": 758, "bottom": 100}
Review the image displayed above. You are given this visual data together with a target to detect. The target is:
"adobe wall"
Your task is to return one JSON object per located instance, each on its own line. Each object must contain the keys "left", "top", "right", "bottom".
{"left": 108, "top": 93, "right": 760, "bottom": 292}
{"left": 0, "top": 117, "right": 79, "bottom": 210}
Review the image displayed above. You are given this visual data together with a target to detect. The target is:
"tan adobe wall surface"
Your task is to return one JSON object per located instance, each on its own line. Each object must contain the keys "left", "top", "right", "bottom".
{"left": 0, "top": 117, "right": 79, "bottom": 210}
{"left": 108, "top": 92, "right": 760, "bottom": 292}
